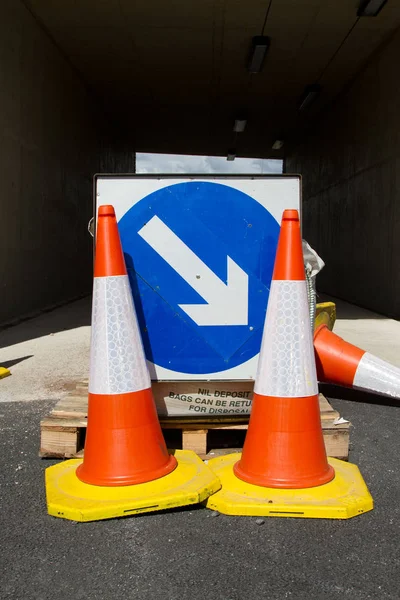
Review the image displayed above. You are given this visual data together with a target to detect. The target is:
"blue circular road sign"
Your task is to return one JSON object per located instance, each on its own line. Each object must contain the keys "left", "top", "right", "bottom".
{"left": 118, "top": 181, "right": 279, "bottom": 375}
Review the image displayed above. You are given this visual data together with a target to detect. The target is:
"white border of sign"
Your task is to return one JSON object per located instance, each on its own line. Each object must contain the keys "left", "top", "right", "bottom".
{"left": 94, "top": 174, "right": 301, "bottom": 381}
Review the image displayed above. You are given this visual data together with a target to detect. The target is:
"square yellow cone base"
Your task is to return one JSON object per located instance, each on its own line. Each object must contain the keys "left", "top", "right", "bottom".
{"left": 203, "top": 454, "right": 373, "bottom": 519}
{"left": 46, "top": 450, "right": 221, "bottom": 522}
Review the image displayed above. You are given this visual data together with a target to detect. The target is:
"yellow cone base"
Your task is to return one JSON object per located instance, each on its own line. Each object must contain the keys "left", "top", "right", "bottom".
{"left": 315, "top": 301, "right": 336, "bottom": 331}
{"left": 46, "top": 450, "right": 221, "bottom": 522}
{"left": 203, "top": 454, "right": 373, "bottom": 519}
{"left": 0, "top": 367, "right": 11, "bottom": 379}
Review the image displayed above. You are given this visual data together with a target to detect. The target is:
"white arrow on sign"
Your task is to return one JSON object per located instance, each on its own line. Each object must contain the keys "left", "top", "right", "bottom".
{"left": 137, "top": 215, "right": 248, "bottom": 326}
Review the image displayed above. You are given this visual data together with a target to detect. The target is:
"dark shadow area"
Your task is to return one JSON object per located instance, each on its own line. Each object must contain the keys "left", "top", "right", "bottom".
{"left": 124, "top": 253, "right": 155, "bottom": 366}
{"left": 116, "top": 502, "right": 207, "bottom": 523}
{"left": 320, "top": 383, "right": 400, "bottom": 408}
{"left": 0, "top": 356, "right": 34, "bottom": 369}
{"left": 317, "top": 293, "right": 389, "bottom": 320}
{"left": 163, "top": 427, "right": 247, "bottom": 455}
{"left": 0, "top": 296, "right": 91, "bottom": 349}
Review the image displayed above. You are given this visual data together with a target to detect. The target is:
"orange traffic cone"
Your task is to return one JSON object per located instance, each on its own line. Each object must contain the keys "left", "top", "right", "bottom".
{"left": 234, "top": 209, "right": 334, "bottom": 489}
{"left": 314, "top": 324, "right": 400, "bottom": 399}
{"left": 45, "top": 205, "right": 220, "bottom": 521}
{"left": 204, "top": 209, "right": 373, "bottom": 518}
{"left": 76, "top": 204, "right": 176, "bottom": 486}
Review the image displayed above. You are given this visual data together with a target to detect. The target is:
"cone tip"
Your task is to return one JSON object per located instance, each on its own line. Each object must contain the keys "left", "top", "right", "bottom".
{"left": 282, "top": 209, "right": 299, "bottom": 222}
{"left": 98, "top": 205, "right": 116, "bottom": 218}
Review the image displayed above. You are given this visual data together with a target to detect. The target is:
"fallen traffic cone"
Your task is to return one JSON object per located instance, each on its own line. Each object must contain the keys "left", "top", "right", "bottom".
{"left": 204, "top": 209, "right": 373, "bottom": 519}
{"left": 45, "top": 204, "right": 220, "bottom": 522}
{"left": 314, "top": 324, "right": 400, "bottom": 399}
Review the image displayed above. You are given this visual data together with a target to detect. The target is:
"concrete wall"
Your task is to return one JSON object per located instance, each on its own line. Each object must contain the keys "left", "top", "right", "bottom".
{"left": 286, "top": 29, "right": 400, "bottom": 319}
{"left": 0, "top": 2, "right": 102, "bottom": 325}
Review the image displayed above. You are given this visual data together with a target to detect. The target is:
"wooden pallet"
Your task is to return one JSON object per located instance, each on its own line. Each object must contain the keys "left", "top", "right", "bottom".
{"left": 39, "top": 382, "right": 350, "bottom": 460}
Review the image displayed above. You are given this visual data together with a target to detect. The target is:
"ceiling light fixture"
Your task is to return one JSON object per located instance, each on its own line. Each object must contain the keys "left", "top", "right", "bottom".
{"left": 233, "top": 119, "right": 247, "bottom": 133}
{"left": 357, "top": 0, "right": 388, "bottom": 16}
{"left": 298, "top": 84, "right": 321, "bottom": 111}
{"left": 272, "top": 140, "right": 284, "bottom": 150}
{"left": 247, "top": 36, "right": 270, "bottom": 74}
{"left": 227, "top": 149, "right": 236, "bottom": 161}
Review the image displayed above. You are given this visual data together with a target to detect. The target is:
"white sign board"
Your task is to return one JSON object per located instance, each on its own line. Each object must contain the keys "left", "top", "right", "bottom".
{"left": 95, "top": 175, "right": 301, "bottom": 381}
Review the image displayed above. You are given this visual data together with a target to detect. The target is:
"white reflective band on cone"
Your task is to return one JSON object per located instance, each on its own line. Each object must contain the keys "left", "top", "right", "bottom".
{"left": 255, "top": 280, "right": 318, "bottom": 398}
{"left": 89, "top": 275, "right": 151, "bottom": 395}
{"left": 353, "top": 352, "right": 400, "bottom": 398}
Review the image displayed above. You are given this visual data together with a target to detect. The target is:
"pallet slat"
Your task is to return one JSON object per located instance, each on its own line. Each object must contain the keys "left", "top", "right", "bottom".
{"left": 39, "top": 382, "right": 350, "bottom": 460}
{"left": 47, "top": 381, "right": 340, "bottom": 421}
{"left": 44, "top": 387, "right": 340, "bottom": 421}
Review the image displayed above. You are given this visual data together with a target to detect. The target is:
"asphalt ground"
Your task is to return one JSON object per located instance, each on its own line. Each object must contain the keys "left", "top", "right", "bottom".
{"left": 1, "top": 393, "right": 399, "bottom": 600}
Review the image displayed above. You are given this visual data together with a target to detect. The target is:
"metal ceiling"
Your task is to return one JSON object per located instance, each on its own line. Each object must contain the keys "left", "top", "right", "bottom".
{"left": 23, "top": 0, "right": 400, "bottom": 158}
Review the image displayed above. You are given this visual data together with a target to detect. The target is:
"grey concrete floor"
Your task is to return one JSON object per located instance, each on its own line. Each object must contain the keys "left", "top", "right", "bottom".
{"left": 1, "top": 295, "right": 400, "bottom": 599}
{"left": 319, "top": 294, "right": 400, "bottom": 367}
{"left": 1, "top": 293, "right": 400, "bottom": 403}
{"left": 0, "top": 297, "right": 91, "bottom": 402}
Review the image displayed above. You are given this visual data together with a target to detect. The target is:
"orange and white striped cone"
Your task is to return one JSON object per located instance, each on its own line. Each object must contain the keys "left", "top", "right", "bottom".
{"left": 234, "top": 209, "right": 334, "bottom": 489}
{"left": 204, "top": 209, "right": 373, "bottom": 519}
{"left": 314, "top": 324, "right": 400, "bottom": 399}
{"left": 76, "top": 204, "right": 176, "bottom": 486}
{"left": 45, "top": 205, "right": 220, "bottom": 522}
